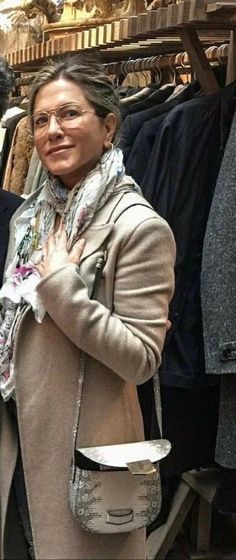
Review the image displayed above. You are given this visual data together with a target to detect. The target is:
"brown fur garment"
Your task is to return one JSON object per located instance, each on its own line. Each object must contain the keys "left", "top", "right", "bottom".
{"left": 9, "top": 116, "right": 34, "bottom": 195}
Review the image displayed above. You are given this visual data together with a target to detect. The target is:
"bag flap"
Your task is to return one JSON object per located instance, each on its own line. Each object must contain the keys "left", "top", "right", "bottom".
{"left": 78, "top": 439, "right": 171, "bottom": 468}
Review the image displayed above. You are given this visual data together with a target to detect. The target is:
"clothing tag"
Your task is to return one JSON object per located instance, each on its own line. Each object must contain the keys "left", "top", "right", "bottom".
{"left": 126, "top": 459, "right": 157, "bottom": 476}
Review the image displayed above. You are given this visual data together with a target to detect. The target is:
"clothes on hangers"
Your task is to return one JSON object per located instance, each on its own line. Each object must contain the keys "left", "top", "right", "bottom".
{"left": 201, "top": 102, "right": 236, "bottom": 511}
{"left": 120, "top": 65, "right": 227, "bottom": 167}
{"left": 120, "top": 81, "right": 199, "bottom": 166}
{"left": 2, "top": 117, "right": 34, "bottom": 195}
{"left": 201, "top": 103, "right": 236, "bottom": 379}
{"left": 0, "top": 189, "right": 23, "bottom": 288}
{"left": 120, "top": 84, "right": 174, "bottom": 120}
{"left": 119, "top": 78, "right": 236, "bottom": 481}
{"left": 119, "top": 84, "right": 160, "bottom": 107}
{"left": 164, "top": 83, "right": 186, "bottom": 101}
{"left": 142, "top": 83, "right": 235, "bottom": 391}
{"left": 0, "top": 111, "right": 27, "bottom": 189}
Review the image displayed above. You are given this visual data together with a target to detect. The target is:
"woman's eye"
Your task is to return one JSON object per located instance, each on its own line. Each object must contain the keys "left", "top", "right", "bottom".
{"left": 61, "top": 107, "right": 81, "bottom": 120}
{"left": 34, "top": 115, "right": 48, "bottom": 128}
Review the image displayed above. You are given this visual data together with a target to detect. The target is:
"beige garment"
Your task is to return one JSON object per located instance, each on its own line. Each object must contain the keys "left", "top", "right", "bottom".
{"left": 0, "top": 184, "right": 175, "bottom": 560}
{"left": 2, "top": 117, "right": 34, "bottom": 195}
{"left": 23, "top": 148, "right": 47, "bottom": 195}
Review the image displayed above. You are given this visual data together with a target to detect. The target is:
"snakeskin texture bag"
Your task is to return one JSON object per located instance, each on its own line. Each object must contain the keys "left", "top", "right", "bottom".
{"left": 69, "top": 430, "right": 171, "bottom": 533}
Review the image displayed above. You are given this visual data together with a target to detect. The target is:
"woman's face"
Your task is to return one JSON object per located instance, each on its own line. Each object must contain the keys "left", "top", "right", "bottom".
{"left": 33, "top": 78, "right": 117, "bottom": 189}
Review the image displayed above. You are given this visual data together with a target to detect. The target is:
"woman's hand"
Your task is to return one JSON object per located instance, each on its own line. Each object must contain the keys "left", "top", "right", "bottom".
{"left": 36, "top": 225, "right": 85, "bottom": 278}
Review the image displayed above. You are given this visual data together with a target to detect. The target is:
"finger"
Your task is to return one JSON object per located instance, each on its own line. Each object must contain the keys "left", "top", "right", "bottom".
{"left": 69, "top": 238, "right": 86, "bottom": 264}
{"left": 166, "top": 320, "right": 172, "bottom": 331}
{"left": 56, "top": 227, "right": 67, "bottom": 248}
{"left": 56, "top": 218, "right": 64, "bottom": 236}
{"left": 40, "top": 241, "right": 48, "bottom": 260}
{"left": 35, "top": 262, "right": 43, "bottom": 275}
{"left": 47, "top": 230, "right": 56, "bottom": 252}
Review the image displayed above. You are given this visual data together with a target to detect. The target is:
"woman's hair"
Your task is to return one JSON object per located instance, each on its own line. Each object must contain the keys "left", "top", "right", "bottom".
{"left": 0, "top": 58, "right": 14, "bottom": 120}
{"left": 28, "top": 55, "right": 121, "bottom": 145}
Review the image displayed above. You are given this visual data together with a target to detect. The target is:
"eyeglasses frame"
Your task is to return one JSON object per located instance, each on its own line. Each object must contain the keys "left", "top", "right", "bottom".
{"left": 30, "top": 102, "right": 96, "bottom": 135}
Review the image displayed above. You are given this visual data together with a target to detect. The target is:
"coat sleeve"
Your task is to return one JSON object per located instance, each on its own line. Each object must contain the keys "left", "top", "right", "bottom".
{"left": 37, "top": 217, "right": 176, "bottom": 385}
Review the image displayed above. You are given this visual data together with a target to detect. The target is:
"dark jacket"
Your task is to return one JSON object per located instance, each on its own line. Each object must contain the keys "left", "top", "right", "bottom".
{"left": 120, "top": 85, "right": 173, "bottom": 121}
{"left": 141, "top": 85, "right": 236, "bottom": 388}
{"left": 120, "top": 82, "right": 197, "bottom": 164}
{"left": 201, "top": 105, "right": 236, "bottom": 376}
{"left": 0, "top": 189, "right": 23, "bottom": 287}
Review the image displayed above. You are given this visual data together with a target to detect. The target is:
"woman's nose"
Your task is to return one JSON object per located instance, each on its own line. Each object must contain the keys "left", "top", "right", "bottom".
{"left": 47, "top": 114, "right": 64, "bottom": 135}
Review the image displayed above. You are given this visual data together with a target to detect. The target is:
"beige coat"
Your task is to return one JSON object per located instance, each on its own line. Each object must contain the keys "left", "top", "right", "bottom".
{"left": 0, "top": 182, "right": 175, "bottom": 560}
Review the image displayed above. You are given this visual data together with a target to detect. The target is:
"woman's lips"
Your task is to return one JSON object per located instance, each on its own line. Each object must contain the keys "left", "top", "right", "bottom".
{"left": 47, "top": 146, "right": 72, "bottom": 156}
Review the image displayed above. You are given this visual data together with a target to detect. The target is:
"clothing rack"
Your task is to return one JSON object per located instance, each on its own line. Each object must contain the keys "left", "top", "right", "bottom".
{"left": 103, "top": 43, "right": 229, "bottom": 75}
{"left": 12, "top": 42, "right": 229, "bottom": 92}
{"left": 4, "top": 0, "right": 236, "bottom": 95}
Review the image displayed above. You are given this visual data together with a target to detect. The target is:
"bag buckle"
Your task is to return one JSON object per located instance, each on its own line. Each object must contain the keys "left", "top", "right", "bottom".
{"left": 126, "top": 459, "right": 157, "bottom": 475}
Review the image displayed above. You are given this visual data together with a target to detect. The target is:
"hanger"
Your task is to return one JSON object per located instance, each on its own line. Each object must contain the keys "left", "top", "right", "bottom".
{"left": 167, "top": 54, "right": 177, "bottom": 86}
{"left": 179, "top": 51, "right": 191, "bottom": 84}
{"left": 150, "top": 56, "right": 162, "bottom": 86}
{"left": 216, "top": 43, "right": 228, "bottom": 66}
{"left": 140, "top": 58, "right": 150, "bottom": 87}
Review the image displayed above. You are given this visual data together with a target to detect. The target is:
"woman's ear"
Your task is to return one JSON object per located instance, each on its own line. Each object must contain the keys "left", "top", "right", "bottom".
{"left": 103, "top": 113, "right": 118, "bottom": 149}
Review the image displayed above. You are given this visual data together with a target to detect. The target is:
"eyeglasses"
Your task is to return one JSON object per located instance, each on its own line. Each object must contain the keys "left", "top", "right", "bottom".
{"left": 31, "top": 103, "right": 95, "bottom": 135}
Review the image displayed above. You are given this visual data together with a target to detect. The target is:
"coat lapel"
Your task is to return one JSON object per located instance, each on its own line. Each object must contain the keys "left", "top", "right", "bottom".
{"left": 80, "top": 223, "right": 114, "bottom": 263}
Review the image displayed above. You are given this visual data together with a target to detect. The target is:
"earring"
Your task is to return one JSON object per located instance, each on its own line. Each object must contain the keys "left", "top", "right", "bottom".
{"left": 105, "top": 142, "right": 114, "bottom": 151}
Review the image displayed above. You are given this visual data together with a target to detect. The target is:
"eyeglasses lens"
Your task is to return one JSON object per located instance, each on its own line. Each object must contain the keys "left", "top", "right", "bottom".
{"left": 32, "top": 104, "right": 84, "bottom": 134}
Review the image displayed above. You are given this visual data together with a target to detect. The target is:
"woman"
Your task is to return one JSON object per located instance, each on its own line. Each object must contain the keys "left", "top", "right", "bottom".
{"left": 0, "top": 55, "right": 175, "bottom": 560}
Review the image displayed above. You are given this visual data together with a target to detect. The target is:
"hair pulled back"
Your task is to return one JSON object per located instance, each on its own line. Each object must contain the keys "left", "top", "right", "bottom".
{"left": 29, "top": 55, "right": 121, "bottom": 145}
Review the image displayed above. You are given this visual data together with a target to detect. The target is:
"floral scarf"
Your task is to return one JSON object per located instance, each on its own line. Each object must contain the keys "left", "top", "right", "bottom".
{"left": 0, "top": 147, "right": 141, "bottom": 401}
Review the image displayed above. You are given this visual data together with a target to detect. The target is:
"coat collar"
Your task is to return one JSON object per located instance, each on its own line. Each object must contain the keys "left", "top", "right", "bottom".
{"left": 79, "top": 190, "right": 129, "bottom": 263}
{"left": 80, "top": 223, "right": 114, "bottom": 263}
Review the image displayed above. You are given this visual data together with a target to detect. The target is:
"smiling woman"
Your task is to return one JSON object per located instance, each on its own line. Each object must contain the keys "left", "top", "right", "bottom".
{"left": 31, "top": 78, "right": 117, "bottom": 188}
{"left": 0, "top": 54, "right": 176, "bottom": 560}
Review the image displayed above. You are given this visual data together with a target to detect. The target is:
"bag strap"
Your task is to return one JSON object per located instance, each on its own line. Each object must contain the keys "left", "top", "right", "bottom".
{"left": 115, "top": 205, "right": 163, "bottom": 436}
{"left": 72, "top": 202, "right": 162, "bottom": 477}
{"left": 111, "top": 202, "right": 152, "bottom": 224}
{"left": 90, "top": 203, "right": 152, "bottom": 300}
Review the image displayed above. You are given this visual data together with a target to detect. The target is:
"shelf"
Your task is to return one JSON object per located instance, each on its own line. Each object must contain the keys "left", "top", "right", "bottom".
{"left": 4, "top": 0, "right": 236, "bottom": 70}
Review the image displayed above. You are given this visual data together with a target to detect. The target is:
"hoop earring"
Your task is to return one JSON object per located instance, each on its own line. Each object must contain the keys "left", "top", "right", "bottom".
{"left": 105, "top": 142, "right": 114, "bottom": 151}
{"left": 101, "top": 142, "right": 114, "bottom": 164}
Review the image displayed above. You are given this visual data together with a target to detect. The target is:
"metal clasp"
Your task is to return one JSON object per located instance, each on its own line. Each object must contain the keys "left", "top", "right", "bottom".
{"left": 126, "top": 459, "right": 157, "bottom": 475}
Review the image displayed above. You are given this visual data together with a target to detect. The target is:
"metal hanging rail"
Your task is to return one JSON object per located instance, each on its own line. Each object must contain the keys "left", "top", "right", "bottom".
{"left": 103, "top": 43, "right": 228, "bottom": 75}
{"left": 12, "top": 42, "right": 228, "bottom": 91}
